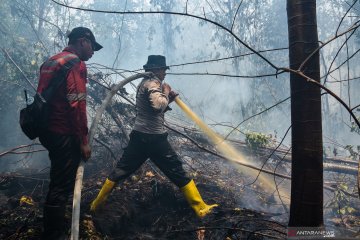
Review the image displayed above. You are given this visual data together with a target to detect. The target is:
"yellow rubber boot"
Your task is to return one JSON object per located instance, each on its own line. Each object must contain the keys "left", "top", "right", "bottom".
{"left": 180, "top": 179, "right": 218, "bottom": 218}
{"left": 90, "top": 178, "right": 115, "bottom": 212}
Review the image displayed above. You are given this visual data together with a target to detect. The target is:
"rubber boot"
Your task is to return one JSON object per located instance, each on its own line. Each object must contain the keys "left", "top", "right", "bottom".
{"left": 42, "top": 204, "right": 67, "bottom": 240}
{"left": 180, "top": 179, "right": 218, "bottom": 218}
{"left": 90, "top": 178, "right": 115, "bottom": 212}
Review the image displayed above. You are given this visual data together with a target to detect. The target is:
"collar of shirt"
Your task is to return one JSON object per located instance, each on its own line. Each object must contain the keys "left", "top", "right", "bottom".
{"left": 63, "top": 46, "right": 80, "bottom": 58}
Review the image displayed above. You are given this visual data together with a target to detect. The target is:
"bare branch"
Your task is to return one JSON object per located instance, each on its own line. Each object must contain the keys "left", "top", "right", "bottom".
{"left": 168, "top": 47, "right": 288, "bottom": 68}
{"left": 351, "top": 103, "right": 360, "bottom": 111}
{"left": 168, "top": 71, "right": 285, "bottom": 79}
{"left": 50, "top": 0, "right": 279, "bottom": 70}
{"left": 231, "top": 0, "right": 244, "bottom": 32}
{"left": 299, "top": 20, "right": 360, "bottom": 72}
{"left": 89, "top": 46, "right": 288, "bottom": 73}
{"left": 223, "top": 97, "right": 290, "bottom": 140}
{"left": 0, "top": 144, "right": 43, "bottom": 158}
{"left": 281, "top": 67, "right": 360, "bottom": 129}
{"left": 322, "top": 29, "right": 358, "bottom": 84}
{"left": 335, "top": 0, "right": 358, "bottom": 36}
{"left": 273, "top": 147, "right": 291, "bottom": 213}
{"left": 1, "top": 48, "right": 37, "bottom": 92}
{"left": 327, "top": 75, "right": 360, "bottom": 83}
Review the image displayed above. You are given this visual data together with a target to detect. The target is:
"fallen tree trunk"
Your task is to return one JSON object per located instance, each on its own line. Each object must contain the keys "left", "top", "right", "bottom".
{"left": 323, "top": 163, "right": 359, "bottom": 175}
{"left": 227, "top": 138, "right": 358, "bottom": 166}
{"left": 170, "top": 127, "right": 359, "bottom": 176}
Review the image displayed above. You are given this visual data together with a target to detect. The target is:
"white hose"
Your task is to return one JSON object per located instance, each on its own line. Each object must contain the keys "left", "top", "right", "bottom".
{"left": 70, "top": 73, "right": 151, "bottom": 240}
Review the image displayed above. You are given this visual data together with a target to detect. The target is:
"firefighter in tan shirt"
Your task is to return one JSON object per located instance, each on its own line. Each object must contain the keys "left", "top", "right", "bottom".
{"left": 90, "top": 55, "right": 218, "bottom": 218}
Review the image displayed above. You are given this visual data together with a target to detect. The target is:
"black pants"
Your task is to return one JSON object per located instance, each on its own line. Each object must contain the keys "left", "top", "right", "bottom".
{"left": 40, "top": 131, "right": 81, "bottom": 205}
{"left": 109, "top": 130, "right": 190, "bottom": 188}
{"left": 39, "top": 131, "right": 81, "bottom": 239}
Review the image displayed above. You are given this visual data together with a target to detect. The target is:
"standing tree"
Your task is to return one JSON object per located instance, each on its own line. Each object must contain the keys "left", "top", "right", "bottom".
{"left": 287, "top": 0, "right": 324, "bottom": 226}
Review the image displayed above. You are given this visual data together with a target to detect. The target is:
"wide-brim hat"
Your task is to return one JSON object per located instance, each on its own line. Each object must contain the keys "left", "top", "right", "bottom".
{"left": 143, "top": 55, "right": 170, "bottom": 70}
{"left": 68, "top": 27, "right": 103, "bottom": 51}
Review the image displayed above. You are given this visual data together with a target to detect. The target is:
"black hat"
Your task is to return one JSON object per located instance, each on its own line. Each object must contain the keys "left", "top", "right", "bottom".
{"left": 67, "top": 27, "right": 103, "bottom": 51}
{"left": 143, "top": 55, "right": 170, "bottom": 70}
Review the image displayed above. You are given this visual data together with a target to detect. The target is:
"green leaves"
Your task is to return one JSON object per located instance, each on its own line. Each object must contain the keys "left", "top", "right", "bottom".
{"left": 245, "top": 131, "right": 270, "bottom": 150}
{"left": 344, "top": 145, "right": 359, "bottom": 160}
{"left": 338, "top": 206, "right": 356, "bottom": 215}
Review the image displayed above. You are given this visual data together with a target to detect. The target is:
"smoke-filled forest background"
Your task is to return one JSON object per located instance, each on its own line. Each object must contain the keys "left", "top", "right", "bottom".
{"left": 0, "top": 0, "right": 359, "bottom": 239}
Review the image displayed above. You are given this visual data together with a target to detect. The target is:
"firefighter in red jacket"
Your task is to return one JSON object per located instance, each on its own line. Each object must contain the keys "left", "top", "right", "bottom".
{"left": 37, "top": 27, "right": 102, "bottom": 240}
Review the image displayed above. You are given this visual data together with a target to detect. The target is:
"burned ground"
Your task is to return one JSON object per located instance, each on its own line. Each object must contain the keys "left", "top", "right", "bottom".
{"left": 0, "top": 146, "right": 289, "bottom": 240}
{"left": 1, "top": 129, "right": 360, "bottom": 239}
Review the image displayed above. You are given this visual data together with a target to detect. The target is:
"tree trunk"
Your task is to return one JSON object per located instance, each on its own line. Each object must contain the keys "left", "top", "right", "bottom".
{"left": 37, "top": 0, "right": 47, "bottom": 36}
{"left": 287, "top": 0, "right": 324, "bottom": 226}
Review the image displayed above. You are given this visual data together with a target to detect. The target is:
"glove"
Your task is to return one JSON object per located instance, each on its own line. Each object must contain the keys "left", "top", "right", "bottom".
{"left": 168, "top": 90, "right": 179, "bottom": 103}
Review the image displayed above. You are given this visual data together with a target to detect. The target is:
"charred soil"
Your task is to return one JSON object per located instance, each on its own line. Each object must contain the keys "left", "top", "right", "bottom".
{"left": 0, "top": 163, "right": 287, "bottom": 240}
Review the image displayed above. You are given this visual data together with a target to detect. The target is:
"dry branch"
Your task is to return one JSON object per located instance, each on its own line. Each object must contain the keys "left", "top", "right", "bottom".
{"left": 50, "top": 0, "right": 279, "bottom": 70}
{"left": 0, "top": 144, "right": 44, "bottom": 158}
{"left": 1, "top": 48, "right": 36, "bottom": 91}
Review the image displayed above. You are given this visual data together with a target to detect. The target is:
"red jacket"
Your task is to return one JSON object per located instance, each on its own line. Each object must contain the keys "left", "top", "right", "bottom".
{"left": 37, "top": 48, "right": 89, "bottom": 145}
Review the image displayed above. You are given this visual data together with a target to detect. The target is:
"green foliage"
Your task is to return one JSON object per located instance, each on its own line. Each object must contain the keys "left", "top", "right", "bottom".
{"left": 344, "top": 145, "right": 359, "bottom": 160}
{"left": 329, "top": 183, "right": 359, "bottom": 216}
{"left": 245, "top": 131, "right": 270, "bottom": 150}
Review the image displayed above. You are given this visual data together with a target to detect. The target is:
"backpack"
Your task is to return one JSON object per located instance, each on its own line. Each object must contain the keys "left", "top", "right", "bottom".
{"left": 19, "top": 55, "right": 80, "bottom": 140}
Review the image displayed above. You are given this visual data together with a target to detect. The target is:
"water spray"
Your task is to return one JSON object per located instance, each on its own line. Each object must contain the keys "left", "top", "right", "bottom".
{"left": 174, "top": 96, "right": 290, "bottom": 202}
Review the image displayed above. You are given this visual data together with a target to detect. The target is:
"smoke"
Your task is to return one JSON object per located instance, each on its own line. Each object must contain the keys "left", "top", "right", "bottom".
{"left": 0, "top": 1, "right": 359, "bottom": 228}
{"left": 0, "top": 87, "right": 49, "bottom": 172}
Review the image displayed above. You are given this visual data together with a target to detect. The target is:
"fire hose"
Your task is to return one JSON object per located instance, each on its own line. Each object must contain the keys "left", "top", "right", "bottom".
{"left": 71, "top": 94, "right": 289, "bottom": 239}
